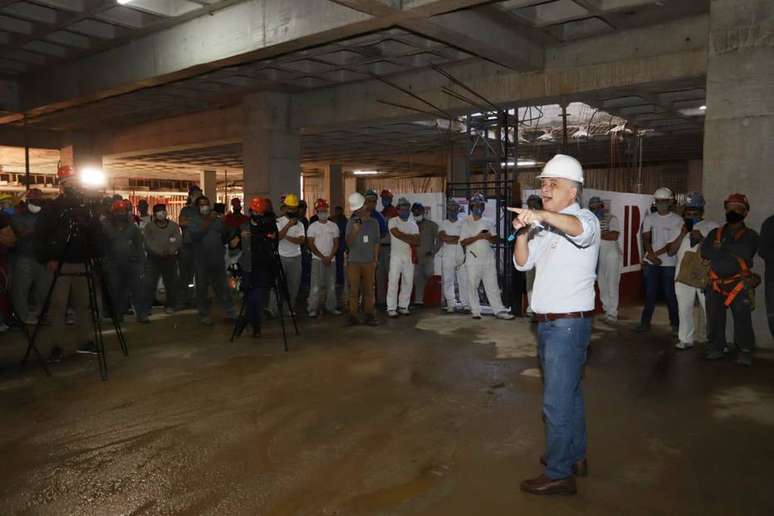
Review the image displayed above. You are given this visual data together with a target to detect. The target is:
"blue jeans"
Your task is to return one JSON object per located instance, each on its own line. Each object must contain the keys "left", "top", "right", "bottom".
{"left": 640, "top": 264, "right": 679, "bottom": 327}
{"left": 538, "top": 317, "right": 592, "bottom": 480}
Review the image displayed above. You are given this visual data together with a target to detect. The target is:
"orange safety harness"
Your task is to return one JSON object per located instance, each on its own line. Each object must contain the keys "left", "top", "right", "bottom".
{"left": 708, "top": 225, "right": 751, "bottom": 307}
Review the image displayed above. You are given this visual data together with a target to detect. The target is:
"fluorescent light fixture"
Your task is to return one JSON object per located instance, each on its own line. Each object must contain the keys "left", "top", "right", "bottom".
{"left": 117, "top": 0, "right": 133, "bottom": 5}
{"left": 699, "top": 105, "right": 707, "bottom": 110}
{"left": 501, "top": 160, "right": 538, "bottom": 168}
{"left": 353, "top": 170, "right": 379, "bottom": 176}
{"left": 80, "top": 166, "right": 106, "bottom": 188}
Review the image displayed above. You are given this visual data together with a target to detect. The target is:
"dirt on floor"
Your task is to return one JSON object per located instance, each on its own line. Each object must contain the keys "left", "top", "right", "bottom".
{"left": 1, "top": 305, "right": 773, "bottom": 515}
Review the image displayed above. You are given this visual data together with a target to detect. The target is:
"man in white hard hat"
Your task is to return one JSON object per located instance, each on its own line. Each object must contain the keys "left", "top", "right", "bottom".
{"left": 460, "top": 193, "right": 515, "bottom": 320}
{"left": 513, "top": 154, "right": 600, "bottom": 496}
{"left": 635, "top": 187, "right": 684, "bottom": 334}
{"left": 345, "top": 192, "right": 380, "bottom": 326}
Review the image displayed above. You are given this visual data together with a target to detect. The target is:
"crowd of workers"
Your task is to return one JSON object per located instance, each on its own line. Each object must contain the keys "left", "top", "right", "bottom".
{"left": 0, "top": 160, "right": 771, "bottom": 368}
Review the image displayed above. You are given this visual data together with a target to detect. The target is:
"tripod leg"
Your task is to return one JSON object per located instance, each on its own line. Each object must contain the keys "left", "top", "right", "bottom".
{"left": 274, "top": 285, "right": 289, "bottom": 352}
{"left": 95, "top": 259, "right": 129, "bottom": 357}
{"left": 231, "top": 293, "right": 247, "bottom": 342}
{"left": 85, "top": 260, "right": 109, "bottom": 381}
{"left": 276, "top": 261, "right": 299, "bottom": 337}
{"left": 20, "top": 259, "right": 65, "bottom": 376}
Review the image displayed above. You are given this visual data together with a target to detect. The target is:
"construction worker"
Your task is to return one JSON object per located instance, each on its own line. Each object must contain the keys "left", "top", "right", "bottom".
{"left": 274, "top": 193, "right": 305, "bottom": 314}
{"left": 188, "top": 195, "right": 237, "bottom": 325}
{"left": 438, "top": 198, "right": 469, "bottom": 313}
{"left": 178, "top": 184, "right": 203, "bottom": 308}
{"left": 34, "top": 165, "right": 106, "bottom": 361}
{"left": 701, "top": 193, "right": 759, "bottom": 367}
{"left": 137, "top": 199, "right": 151, "bottom": 229}
{"left": 386, "top": 197, "right": 419, "bottom": 317}
{"left": 224, "top": 197, "right": 249, "bottom": 229}
{"left": 364, "top": 189, "right": 389, "bottom": 305}
{"left": 761, "top": 213, "right": 774, "bottom": 338}
{"left": 307, "top": 199, "right": 341, "bottom": 317}
{"left": 512, "top": 153, "right": 599, "bottom": 496}
{"left": 668, "top": 192, "right": 718, "bottom": 350}
{"left": 234, "top": 197, "right": 278, "bottom": 337}
{"left": 635, "top": 187, "right": 683, "bottom": 334}
{"left": 411, "top": 202, "right": 438, "bottom": 307}
{"left": 345, "top": 192, "right": 380, "bottom": 326}
{"left": 102, "top": 199, "right": 145, "bottom": 323}
{"left": 460, "top": 193, "right": 515, "bottom": 320}
{"left": 10, "top": 189, "right": 52, "bottom": 325}
{"left": 139, "top": 203, "right": 182, "bottom": 319}
{"left": 588, "top": 196, "right": 621, "bottom": 321}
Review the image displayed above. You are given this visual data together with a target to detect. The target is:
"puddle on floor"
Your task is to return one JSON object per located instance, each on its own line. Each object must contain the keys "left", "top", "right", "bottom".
{"left": 415, "top": 314, "right": 537, "bottom": 359}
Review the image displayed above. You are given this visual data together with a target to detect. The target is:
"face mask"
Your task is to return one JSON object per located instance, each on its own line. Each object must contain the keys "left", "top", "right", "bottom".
{"left": 471, "top": 207, "right": 484, "bottom": 217}
{"left": 27, "top": 204, "right": 41, "bottom": 214}
{"left": 448, "top": 211, "right": 458, "bottom": 221}
{"left": 684, "top": 217, "right": 699, "bottom": 231}
{"left": 200, "top": 205, "right": 211, "bottom": 216}
{"left": 318, "top": 212, "right": 329, "bottom": 221}
{"left": 399, "top": 210, "right": 410, "bottom": 221}
{"left": 287, "top": 210, "right": 298, "bottom": 219}
{"left": 592, "top": 208, "right": 604, "bottom": 219}
{"left": 155, "top": 211, "right": 167, "bottom": 221}
{"left": 725, "top": 211, "right": 745, "bottom": 224}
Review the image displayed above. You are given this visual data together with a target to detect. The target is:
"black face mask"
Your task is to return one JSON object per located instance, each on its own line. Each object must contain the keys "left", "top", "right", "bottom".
{"left": 251, "top": 213, "right": 263, "bottom": 222}
{"left": 725, "top": 211, "right": 745, "bottom": 224}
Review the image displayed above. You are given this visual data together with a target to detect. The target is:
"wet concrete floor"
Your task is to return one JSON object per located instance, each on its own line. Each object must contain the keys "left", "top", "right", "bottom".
{"left": 1, "top": 306, "right": 773, "bottom": 515}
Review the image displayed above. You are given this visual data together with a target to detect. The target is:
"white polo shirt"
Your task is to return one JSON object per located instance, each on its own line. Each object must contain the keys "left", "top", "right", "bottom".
{"left": 277, "top": 216, "right": 305, "bottom": 258}
{"left": 389, "top": 216, "right": 419, "bottom": 258}
{"left": 460, "top": 216, "right": 496, "bottom": 262}
{"left": 439, "top": 218, "right": 464, "bottom": 258}
{"left": 514, "top": 203, "right": 600, "bottom": 314}
{"left": 307, "top": 220, "right": 340, "bottom": 261}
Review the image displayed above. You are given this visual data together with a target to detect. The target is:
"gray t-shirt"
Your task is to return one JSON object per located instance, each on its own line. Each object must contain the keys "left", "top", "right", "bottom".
{"left": 346, "top": 217, "right": 380, "bottom": 263}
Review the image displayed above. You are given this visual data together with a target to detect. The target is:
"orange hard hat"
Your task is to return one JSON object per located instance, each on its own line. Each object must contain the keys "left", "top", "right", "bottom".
{"left": 314, "top": 198, "right": 329, "bottom": 210}
{"left": 111, "top": 199, "right": 130, "bottom": 213}
{"left": 57, "top": 163, "right": 75, "bottom": 179}
{"left": 724, "top": 193, "right": 749, "bottom": 210}
{"left": 249, "top": 196, "right": 269, "bottom": 215}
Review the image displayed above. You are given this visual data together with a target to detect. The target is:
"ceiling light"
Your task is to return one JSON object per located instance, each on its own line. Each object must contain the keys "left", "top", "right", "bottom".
{"left": 117, "top": 0, "right": 133, "bottom": 4}
{"left": 80, "top": 167, "right": 106, "bottom": 188}
{"left": 699, "top": 105, "right": 707, "bottom": 110}
{"left": 518, "top": 160, "right": 537, "bottom": 167}
{"left": 353, "top": 170, "right": 379, "bottom": 176}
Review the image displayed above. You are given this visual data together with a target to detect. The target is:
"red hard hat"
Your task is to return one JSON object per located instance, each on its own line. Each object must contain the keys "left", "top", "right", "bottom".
{"left": 724, "top": 193, "right": 749, "bottom": 210}
{"left": 111, "top": 199, "right": 130, "bottom": 213}
{"left": 249, "top": 196, "right": 269, "bottom": 215}
{"left": 380, "top": 189, "right": 393, "bottom": 198}
{"left": 57, "top": 163, "right": 75, "bottom": 179}
{"left": 314, "top": 198, "right": 329, "bottom": 210}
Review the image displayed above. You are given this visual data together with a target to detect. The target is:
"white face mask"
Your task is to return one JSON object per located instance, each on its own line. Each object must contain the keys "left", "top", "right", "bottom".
{"left": 27, "top": 203, "right": 42, "bottom": 214}
{"left": 415, "top": 215, "right": 424, "bottom": 223}
{"left": 318, "top": 212, "right": 329, "bottom": 221}
{"left": 199, "top": 205, "right": 211, "bottom": 216}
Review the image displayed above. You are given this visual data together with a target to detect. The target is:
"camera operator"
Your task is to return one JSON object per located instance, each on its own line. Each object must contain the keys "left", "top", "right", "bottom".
{"left": 188, "top": 195, "right": 237, "bottom": 325}
{"left": 178, "top": 185, "right": 203, "bottom": 309}
{"left": 33, "top": 165, "right": 105, "bottom": 362}
{"left": 103, "top": 199, "right": 145, "bottom": 323}
{"left": 231, "top": 197, "right": 278, "bottom": 337}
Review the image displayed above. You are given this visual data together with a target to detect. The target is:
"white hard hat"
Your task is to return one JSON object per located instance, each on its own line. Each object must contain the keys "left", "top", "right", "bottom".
{"left": 348, "top": 192, "right": 365, "bottom": 211}
{"left": 536, "top": 154, "right": 584, "bottom": 184}
{"left": 653, "top": 187, "right": 674, "bottom": 200}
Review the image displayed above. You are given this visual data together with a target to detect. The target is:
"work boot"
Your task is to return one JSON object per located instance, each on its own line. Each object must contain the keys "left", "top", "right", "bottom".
{"left": 675, "top": 342, "right": 693, "bottom": 350}
{"left": 397, "top": 307, "right": 410, "bottom": 316}
{"left": 737, "top": 351, "right": 752, "bottom": 367}
{"left": 520, "top": 474, "right": 576, "bottom": 496}
{"left": 387, "top": 310, "right": 399, "bottom": 318}
{"left": 705, "top": 349, "right": 725, "bottom": 360}
{"left": 633, "top": 323, "right": 650, "bottom": 333}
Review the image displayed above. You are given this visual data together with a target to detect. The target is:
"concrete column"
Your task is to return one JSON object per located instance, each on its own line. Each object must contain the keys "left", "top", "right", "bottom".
{"left": 326, "top": 163, "right": 344, "bottom": 209}
{"left": 200, "top": 170, "right": 217, "bottom": 201}
{"left": 702, "top": 0, "right": 774, "bottom": 346}
{"left": 60, "top": 132, "right": 102, "bottom": 173}
{"left": 242, "top": 92, "right": 301, "bottom": 206}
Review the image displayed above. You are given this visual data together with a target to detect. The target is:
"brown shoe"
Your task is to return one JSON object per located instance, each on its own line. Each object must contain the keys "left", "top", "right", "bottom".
{"left": 540, "top": 455, "right": 588, "bottom": 477}
{"left": 520, "top": 474, "right": 576, "bottom": 496}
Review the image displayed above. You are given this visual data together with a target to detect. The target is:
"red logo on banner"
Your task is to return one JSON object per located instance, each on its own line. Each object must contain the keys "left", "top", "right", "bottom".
{"left": 623, "top": 205, "right": 641, "bottom": 267}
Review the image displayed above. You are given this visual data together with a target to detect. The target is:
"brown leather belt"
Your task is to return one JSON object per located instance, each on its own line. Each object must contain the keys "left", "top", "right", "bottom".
{"left": 534, "top": 311, "right": 595, "bottom": 322}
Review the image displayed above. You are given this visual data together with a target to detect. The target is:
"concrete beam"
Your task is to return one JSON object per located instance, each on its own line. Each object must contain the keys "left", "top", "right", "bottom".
{"left": 0, "top": 125, "right": 62, "bottom": 149}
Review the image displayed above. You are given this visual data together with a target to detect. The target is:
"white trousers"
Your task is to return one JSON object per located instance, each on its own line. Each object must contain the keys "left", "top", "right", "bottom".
{"left": 466, "top": 257, "right": 506, "bottom": 316}
{"left": 441, "top": 250, "right": 469, "bottom": 309}
{"left": 597, "top": 246, "right": 621, "bottom": 318}
{"left": 675, "top": 282, "right": 707, "bottom": 344}
{"left": 387, "top": 253, "right": 415, "bottom": 311}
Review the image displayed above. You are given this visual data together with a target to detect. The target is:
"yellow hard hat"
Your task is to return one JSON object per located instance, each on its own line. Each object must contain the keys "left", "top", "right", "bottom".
{"left": 284, "top": 193, "right": 300, "bottom": 208}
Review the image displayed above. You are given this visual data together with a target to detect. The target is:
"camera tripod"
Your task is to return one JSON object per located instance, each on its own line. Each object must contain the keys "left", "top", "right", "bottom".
{"left": 231, "top": 244, "right": 298, "bottom": 351}
{"left": 20, "top": 213, "right": 128, "bottom": 381}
